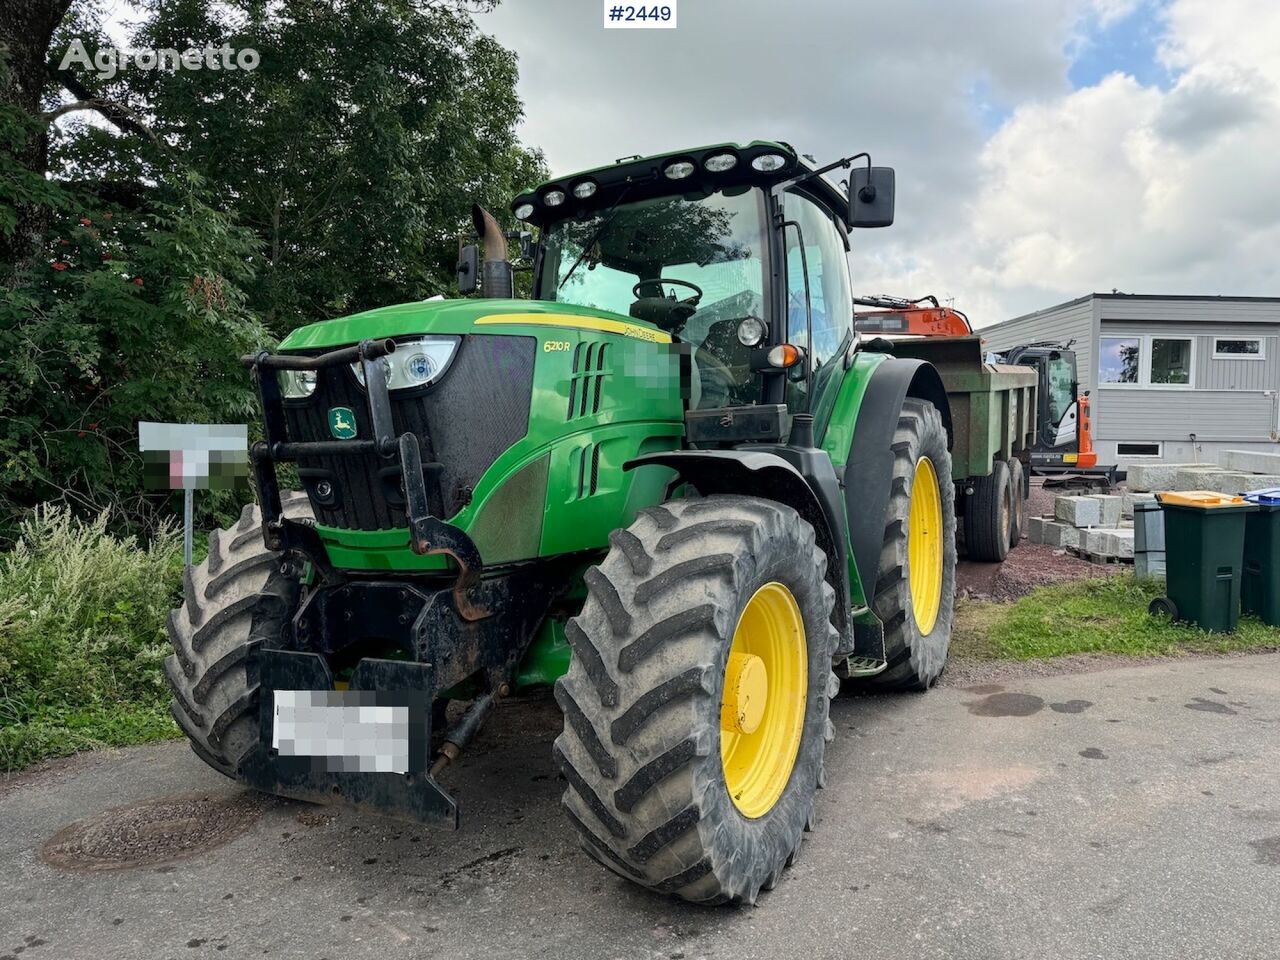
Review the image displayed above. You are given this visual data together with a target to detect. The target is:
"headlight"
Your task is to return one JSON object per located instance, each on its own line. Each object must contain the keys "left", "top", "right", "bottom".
{"left": 279, "top": 369, "right": 317, "bottom": 398}
{"left": 572, "top": 180, "right": 597, "bottom": 199}
{"left": 514, "top": 202, "right": 535, "bottom": 220}
{"left": 352, "top": 337, "right": 459, "bottom": 390}
{"left": 543, "top": 188, "right": 566, "bottom": 207}
{"left": 737, "top": 317, "right": 767, "bottom": 347}
{"left": 751, "top": 153, "right": 788, "bottom": 172}
{"left": 704, "top": 152, "right": 738, "bottom": 173}
{"left": 664, "top": 160, "right": 695, "bottom": 180}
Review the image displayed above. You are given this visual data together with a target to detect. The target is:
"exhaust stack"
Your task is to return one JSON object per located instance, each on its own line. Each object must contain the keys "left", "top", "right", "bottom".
{"left": 472, "top": 205, "right": 514, "bottom": 299}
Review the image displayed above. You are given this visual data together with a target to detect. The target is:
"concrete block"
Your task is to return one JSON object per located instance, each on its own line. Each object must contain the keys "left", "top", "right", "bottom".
{"left": 1134, "top": 501, "right": 1165, "bottom": 580}
{"left": 1219, "top": 449, "right": 1280, "bottom": 475}
{"left": 1056, "top": 495, "right": 1101, "bottom": 527}
{"left": 1126, "top": 462, "right": 1210, "bottom": 493}
{"left": 1121, "top": 491, "right": 1157, "bottom": 517}
{"left": 1091, "top": 494, "right": 1123, "bottom": 527}
{"left": 1040, "top": 520, "right": 1081, "bottom": 548}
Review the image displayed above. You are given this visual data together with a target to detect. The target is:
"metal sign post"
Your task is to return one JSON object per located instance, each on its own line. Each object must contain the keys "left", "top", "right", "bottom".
{"left": 139, "top": 422, "right": 250, "bottom": 571}
{"left": 184, "top": 487, "right": 195, "bottom": 567}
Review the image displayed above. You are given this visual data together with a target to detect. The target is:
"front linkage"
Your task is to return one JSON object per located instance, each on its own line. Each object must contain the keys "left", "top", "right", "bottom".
{"left": 237, "top": 340, "right": 566, "bottom": 826}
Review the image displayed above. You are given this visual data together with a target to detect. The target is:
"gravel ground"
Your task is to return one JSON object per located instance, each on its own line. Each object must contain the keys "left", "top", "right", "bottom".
{"left": 956, "top": 478, "right": 1124, "bottom": 602}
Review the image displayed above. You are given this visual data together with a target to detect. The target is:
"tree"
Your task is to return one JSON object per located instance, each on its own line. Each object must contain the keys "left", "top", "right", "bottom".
{"left": 0, "top": 0, "right": 545, "bottom": 538}
{"left": 120, "top": 0, "right": 545, "bottom": 334}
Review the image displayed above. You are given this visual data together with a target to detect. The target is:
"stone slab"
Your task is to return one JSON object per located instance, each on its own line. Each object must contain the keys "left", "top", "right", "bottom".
{"left": 1122, "top": 491, "right": 1157, "bottom": 517}
{"left": 1056, "top": 495, "right": 1101, "bottom": 527}
{"left": 1091, "top": 494, "right": 1123, "bottom": 527}
{"left": 1219, "top": 449, "right": 1280, "bottom": 475}
{"left": 1126, "top": 462, "right": 1214, "bottom": 493}
{"left": 1081, "top": 527, "right": 1135, "bottom": 559}
{"left": 1173, "top": 469, "right": 1235, "bottom": 491}
{"left": 1040, "top": 519, "right": 1081, "bottom": 548}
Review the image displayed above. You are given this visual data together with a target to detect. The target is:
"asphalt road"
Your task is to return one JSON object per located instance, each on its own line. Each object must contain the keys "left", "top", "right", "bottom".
{"left": 3, "top": 653, "right": 1279, "bottom": 960}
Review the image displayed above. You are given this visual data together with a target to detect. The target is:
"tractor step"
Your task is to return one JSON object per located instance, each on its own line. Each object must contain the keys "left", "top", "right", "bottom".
{"left": 838, "top": 655, "right": 888, "bottom": 677}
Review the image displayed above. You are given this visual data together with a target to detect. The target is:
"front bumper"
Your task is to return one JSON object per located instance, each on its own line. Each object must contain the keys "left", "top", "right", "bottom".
{"left": 242, "top": 338, "right": 487, "bottom": 617}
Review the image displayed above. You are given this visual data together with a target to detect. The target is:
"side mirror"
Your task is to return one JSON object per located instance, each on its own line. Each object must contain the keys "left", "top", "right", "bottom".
{"left": 509, "top": 230, "right": 536, "bottom": 263}
{"left": 848, "top": 166, "right": 895, "bottom": 228}
{"left": 456, "top": 244, "right": 479, "bottom": 295}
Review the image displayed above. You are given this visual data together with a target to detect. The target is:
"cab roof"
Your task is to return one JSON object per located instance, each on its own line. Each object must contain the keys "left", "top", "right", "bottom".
{"left": 511, "top": 140, "right": 852, "bottom": 228}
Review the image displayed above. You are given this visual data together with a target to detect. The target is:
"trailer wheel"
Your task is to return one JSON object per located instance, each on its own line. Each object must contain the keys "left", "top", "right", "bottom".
{"left": 164, "top": 495, "right": 310, "bottom": 778}
{"left": 554, "top": 495, "right": 839, "bottom": 905}
{"left": 868, "top": 398, "right": 957, "bottom": 690}
{"left": 964, "top": 459, "right": 1012, "bottom": 562}
{"left": 1007, "top": 457, "right": 1026, "bottom": 549}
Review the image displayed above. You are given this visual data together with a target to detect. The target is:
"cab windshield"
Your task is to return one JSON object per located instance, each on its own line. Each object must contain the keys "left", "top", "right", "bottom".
{"left": 539, "top": 187, "right": 767, "bottom": 406}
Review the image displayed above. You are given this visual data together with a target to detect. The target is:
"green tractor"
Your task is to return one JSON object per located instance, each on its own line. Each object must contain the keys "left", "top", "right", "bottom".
{"left": 169, "top": 141, "right": 1005, "bottom": 905}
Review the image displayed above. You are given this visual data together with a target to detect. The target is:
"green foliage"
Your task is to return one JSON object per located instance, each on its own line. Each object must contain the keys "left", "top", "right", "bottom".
{"left": 121, "top": 0, "right": 546, "bottom": 334}
{"left": 0, "top": 505, "right": 183, "bottom": 770}
{"left": 0, "top": 177, "right": 267, "bottom": 539}
{"left": 954, "top": 575, "right": 1280, "bottom": 661}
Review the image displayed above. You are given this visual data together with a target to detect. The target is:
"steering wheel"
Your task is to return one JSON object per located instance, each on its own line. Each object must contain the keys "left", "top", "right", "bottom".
{"left": 632, "top": 278, "right": 704, "bottom": 306}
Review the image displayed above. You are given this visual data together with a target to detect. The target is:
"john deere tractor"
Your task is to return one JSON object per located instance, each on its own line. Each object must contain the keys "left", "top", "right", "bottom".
{"left": 168, "top": 141, "right": 965, "bottom": 905}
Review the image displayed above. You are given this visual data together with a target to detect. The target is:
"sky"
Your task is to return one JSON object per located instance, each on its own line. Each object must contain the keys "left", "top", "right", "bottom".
{"left": 471, "top": 0, "right": 1280, "bottom": 325}
{"left": 96, "top": 0, "right": 1280, "bottom": 327}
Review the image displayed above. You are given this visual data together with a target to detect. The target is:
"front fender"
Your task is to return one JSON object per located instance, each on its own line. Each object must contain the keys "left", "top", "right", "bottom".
{"left": 624, "top": 448, "right": 851, "bottom": 640}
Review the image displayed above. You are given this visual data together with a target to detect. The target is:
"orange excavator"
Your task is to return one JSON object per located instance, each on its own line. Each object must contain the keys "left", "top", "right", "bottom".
{"left": 854, "top": 295, "right": 1111, "bottom": 483}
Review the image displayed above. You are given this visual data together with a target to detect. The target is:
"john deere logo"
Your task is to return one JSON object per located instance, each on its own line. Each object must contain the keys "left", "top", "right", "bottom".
{"left": 328, "top": 407, "right": 357, "bottom": 439}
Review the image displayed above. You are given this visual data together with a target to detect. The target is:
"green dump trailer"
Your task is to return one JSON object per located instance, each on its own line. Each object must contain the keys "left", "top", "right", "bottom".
{"left": 890, "top": 335, "right": 1038, "bottom": 561}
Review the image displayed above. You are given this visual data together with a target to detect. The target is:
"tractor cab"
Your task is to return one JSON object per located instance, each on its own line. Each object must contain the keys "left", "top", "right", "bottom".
{"left": 494, "top": 142, "right": 895, "bottom": 429}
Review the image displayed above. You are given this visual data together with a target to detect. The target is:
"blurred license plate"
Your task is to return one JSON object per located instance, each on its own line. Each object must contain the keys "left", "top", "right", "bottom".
{"left": 272, "top": 690, "right": 411, "bottom": 773}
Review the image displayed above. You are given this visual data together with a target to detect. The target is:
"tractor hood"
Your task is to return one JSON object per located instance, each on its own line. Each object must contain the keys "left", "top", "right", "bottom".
{"left": 279, "top": 298, "right": 672, "bottom": 351}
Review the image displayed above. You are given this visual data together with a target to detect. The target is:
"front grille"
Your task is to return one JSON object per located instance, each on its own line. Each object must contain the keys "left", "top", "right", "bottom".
{"left": 283, "top": 335, "right": 536, "bottom": 530}
{"left": 566, "top": 341, "right": 610, "bottom": 420}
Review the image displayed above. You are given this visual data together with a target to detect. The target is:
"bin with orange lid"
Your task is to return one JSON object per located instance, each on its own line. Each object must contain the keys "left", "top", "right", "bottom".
{"left": 1150, "top": 491, "right": 1258, "bottom": 633}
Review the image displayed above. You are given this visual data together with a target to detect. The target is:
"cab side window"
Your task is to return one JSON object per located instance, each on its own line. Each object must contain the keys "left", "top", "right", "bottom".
{"left": 783, "top": 191, "right": 853, "bottom": 408}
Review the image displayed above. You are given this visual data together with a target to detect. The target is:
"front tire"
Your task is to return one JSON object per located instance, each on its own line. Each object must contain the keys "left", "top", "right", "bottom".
{"left": 554, "top": 496, "right": 839, "bottom": 905}
{"left": 164, "top": 494, "right": 310, "bottom": 777}
{"left": 868, "top": 398, "right": 958, "bottom": 690}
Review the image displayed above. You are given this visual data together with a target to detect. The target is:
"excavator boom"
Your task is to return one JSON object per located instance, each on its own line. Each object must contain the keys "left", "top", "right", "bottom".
{"left": 853, "top": 294, "right": 973, "bottom": 338}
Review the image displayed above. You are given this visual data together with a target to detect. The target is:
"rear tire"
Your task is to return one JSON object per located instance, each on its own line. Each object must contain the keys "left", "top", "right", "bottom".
{"left": 554, "top": 495, "right": 839, "bottom": 905}
{"left": 964, "top": 460, "right": 1012, "bottom": 562}
{"left": 868, "top": 399, "right": 957, "bottom": 691}
{"left": 164, "top": 494, "right": 310, "bottom": 777}
{"left": 1007, "top": 457, "right": 1026, "bottom": 549}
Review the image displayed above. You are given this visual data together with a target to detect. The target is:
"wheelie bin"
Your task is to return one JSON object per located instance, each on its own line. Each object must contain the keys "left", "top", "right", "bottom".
{"left": 1150, "top": 491, "right": 1258, "bottom": 633}
{"left": 1242, "top": 488, "right": 1280, "bottom": 626}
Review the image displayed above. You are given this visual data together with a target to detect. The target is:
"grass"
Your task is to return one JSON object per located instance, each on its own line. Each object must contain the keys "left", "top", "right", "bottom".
{"left": 0, "top": 506, "right": 184, "bottom": 772}
{"left": 954, "top": 574, "right": 1280, "bottom": 661}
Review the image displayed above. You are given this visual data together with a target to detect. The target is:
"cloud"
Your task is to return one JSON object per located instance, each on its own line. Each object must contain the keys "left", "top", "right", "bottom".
{"left": 963, "top": 0, "right": 1280, "bottom": 319}
{"left": 476, "top": 0, "right": 1280, "bottom": 323}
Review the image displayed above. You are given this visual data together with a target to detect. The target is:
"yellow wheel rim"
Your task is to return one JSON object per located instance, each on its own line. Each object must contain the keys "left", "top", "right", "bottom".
{"left": 720, "top": 582, "right": 807, "bottom": 819}
{"left": 908, "top": 456, "right": 944, "bottom": 635}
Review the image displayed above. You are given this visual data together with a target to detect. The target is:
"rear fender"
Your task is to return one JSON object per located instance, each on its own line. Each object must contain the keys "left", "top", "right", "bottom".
{"left": 843, "top": 357, "right": 952, "bottom": 621}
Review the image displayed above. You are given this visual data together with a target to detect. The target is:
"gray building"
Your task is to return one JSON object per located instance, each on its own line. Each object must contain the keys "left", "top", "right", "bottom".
{"left": 979, "top": 294, "right": 1280, "bottom": 467}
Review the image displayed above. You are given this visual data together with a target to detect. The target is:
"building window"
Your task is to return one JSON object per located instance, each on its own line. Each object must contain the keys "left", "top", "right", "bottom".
{"left": 1099, "top": 336, "right": 1141, "bottom": 385}
{"left": 1150, "top": 337, "right": 1193, "bottom": 385}
{"left": 1117, "top": 441, "right": 1162, "bottom": 457}
{"left": 1098, "top": 334, "right": 1196, "bottom": 388}
{"left": 1213, "top": 337, "right": 1265, "bottom": 360}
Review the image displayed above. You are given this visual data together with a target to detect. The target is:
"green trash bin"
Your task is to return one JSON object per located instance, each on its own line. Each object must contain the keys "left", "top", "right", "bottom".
{"left": 1242, "top": 488, "right": 1280, "bottom": 626}
{"left": 1152, "top": 491, "right": 1258, "bottom": 633}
